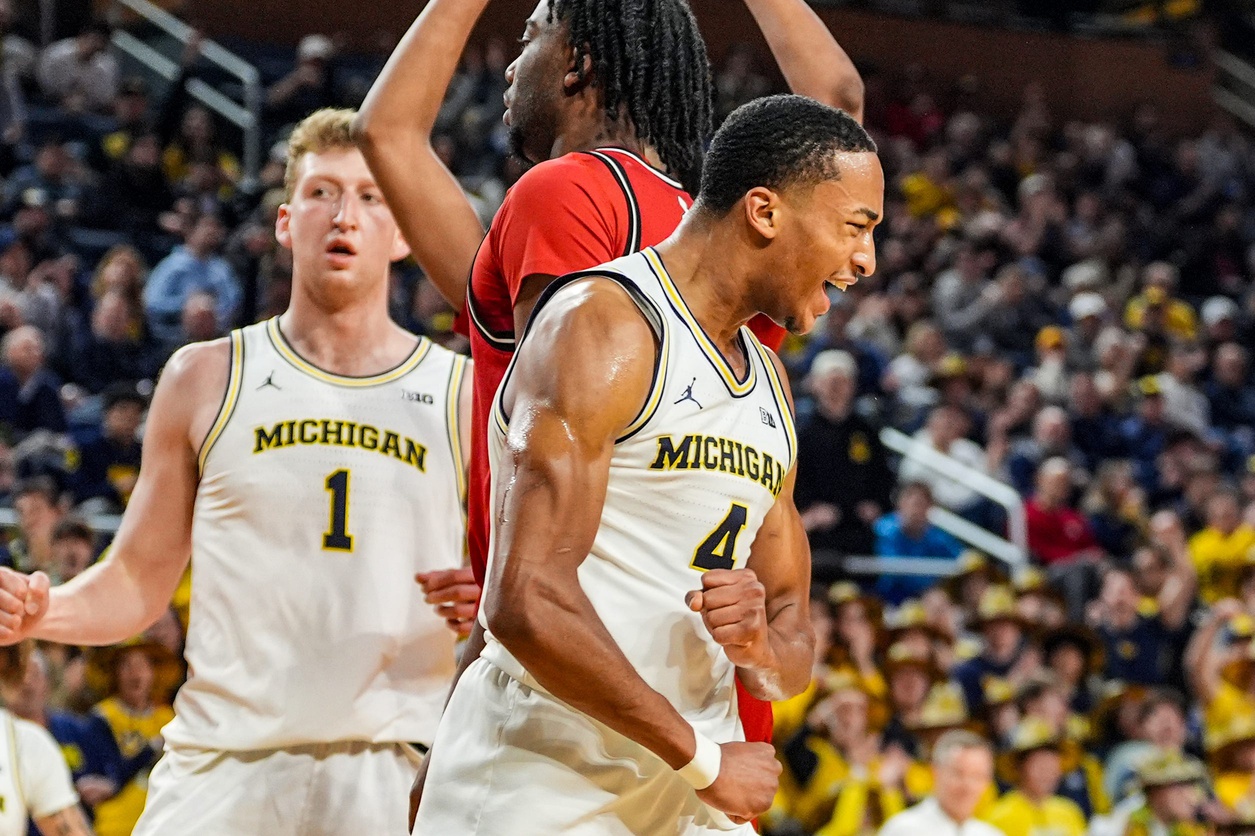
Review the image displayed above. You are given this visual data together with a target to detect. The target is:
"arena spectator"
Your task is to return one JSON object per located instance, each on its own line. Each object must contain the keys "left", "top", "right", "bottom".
{"left": 796, "top": 350, "right": 894, "bottom": 561}
{"left": 5, "top": 475, "right": 66, "bottom": 572}
{"left": 73, "top": 289, "right": 159, "bottom": 393}
{"left": 0, "top": 324, "right": 66, "bottom": 437}
{"left": 73, "top": 382, "right": 144, "bottom": 513}
{"left": 1189, "top": 490, "right": 1255, "bottom": 604}
{"left": 899, "top": 405, "right": 989, "bottom": 516}
{"left": 1155, "top": 341, "right": 1210, "bottom": 437}
{"left": 49, "top": 516, "right": 96, "bottom": 583}
{"left": 1005, "top": 406, "right": 1087, "bottom": 497}
{"left": 142, "top": 212, "right": 238, "bottom": 347}
{"left": 36, "top": 19, "right": 118, "bottom": 113}
{"left": 873, "top": 482, "right": 964, "bottom": 603}
{"left": 1025, "top": 457, "right": 1101, "bottom": 567}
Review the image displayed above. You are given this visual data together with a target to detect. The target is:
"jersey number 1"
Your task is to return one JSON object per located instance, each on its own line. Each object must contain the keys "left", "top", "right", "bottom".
{"left": 323, "top": 469, "right": 354, "bottom": 551}
{"left": 691, "top": 503, "right": 748, "bottom": 571}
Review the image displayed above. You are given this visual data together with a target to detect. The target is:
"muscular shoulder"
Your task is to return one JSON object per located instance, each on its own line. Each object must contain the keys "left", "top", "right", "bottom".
{"left": 161, "top": 337, "right": 231, "bottom": 394}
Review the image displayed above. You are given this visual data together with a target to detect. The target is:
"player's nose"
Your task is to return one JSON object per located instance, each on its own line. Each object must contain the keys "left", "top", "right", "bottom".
{"left": 852, "top": 237, "right": 875, "bottom": 277}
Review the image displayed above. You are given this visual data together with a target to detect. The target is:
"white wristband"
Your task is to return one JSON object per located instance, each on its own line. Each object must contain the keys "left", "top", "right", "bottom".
{"left": 677, "top": 730, "right": 722, "bottom": 790}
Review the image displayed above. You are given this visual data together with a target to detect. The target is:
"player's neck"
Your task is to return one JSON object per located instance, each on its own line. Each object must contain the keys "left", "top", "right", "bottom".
{"left": 654, "top": 218, "right": 763, "bottom": 351}
{"left": 551, "top": 119, "right": 663, "bottom": 171}
{"left": 279, "top": 293, "right": 415, "bottom": 377}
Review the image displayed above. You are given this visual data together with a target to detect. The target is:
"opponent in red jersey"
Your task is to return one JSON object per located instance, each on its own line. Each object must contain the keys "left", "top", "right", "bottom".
{"left": 357, "top": 0, "right": 865, "bottom": 817}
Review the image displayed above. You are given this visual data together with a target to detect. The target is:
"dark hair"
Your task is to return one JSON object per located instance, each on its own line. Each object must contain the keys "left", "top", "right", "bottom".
{"left": 549, "top": 0, "right": 712, "bottom": 194}
{"left": 697, "top": 94, "right": 876, "bottom": 215}
{"left": 52, "top": 517, "right": 94, "bottom": 544}
{"left": 1137, "top": 688, "right": 1186, "bottom": 725}
{"left": 13, "top": 475, "right": 60, "bottom": 506}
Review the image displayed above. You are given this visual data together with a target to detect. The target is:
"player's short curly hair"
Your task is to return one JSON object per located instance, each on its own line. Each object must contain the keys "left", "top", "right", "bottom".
{"left": 696, "top": 95, "right": 876, "bottom": 216}
{"left": 548, "top": 0, "right": 712, "bottom": 195}
{"left": 284, "top": 108, "right": 358, "bottom": 198}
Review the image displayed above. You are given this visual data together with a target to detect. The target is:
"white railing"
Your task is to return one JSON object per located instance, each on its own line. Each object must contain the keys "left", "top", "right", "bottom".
{"left": 1214, "top": 50, "right": 1255, "bottom": 131}
{"left": 109, "top": 0, "right": 263, "bottom": 185}
{"left": 0, "top": 508, "right": 122, "bottom": 533}
{"left": 879, "top": 427, "right": 1028, "bottom": 569}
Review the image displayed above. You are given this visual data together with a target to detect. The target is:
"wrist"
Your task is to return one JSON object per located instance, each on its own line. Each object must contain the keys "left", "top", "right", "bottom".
{"left": 677, "top": 728, "right": 721, "bottom": 790}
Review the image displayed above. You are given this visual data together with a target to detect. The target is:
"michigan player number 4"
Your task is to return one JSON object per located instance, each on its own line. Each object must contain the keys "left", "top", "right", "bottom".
{"left": 691, "top": 503, "right": 748, "bottom": 571}
{"left": 323, "top": 469, "right": 355, "bottom": 552}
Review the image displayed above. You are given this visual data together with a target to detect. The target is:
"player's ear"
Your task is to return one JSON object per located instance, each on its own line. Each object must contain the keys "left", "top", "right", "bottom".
{"left": 390, "top": 227, "right": 412, "bottom": 263}
{"left": 274, "top": 204, "right": 292, "bottom": 250}
{"left": 743, "top": 187, "right": 782, "bottom": 242}
{"left": 563, "top": 48, "right": 594, "bottom": 93}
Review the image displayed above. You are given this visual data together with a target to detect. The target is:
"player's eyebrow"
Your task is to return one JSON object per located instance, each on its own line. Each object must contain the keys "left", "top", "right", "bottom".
{"left": 855, "top": 207, "right": 880, "bottom": 222}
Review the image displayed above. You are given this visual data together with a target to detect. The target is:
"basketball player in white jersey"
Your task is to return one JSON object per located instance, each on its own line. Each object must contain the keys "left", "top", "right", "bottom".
{"left": 0, "top": 109, "right": 471, "bottom": 835}
{"left": 0, "top": 646, "right": 90, "bottom": 836}
{"left": 413, "top": 95, "right": 883, "bottom": 833}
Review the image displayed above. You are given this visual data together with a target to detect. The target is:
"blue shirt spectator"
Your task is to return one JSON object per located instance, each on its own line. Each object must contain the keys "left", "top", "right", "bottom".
{"left": 873, "top": 481, "right": 964, "bottom": 603}
{"left": 142, "top": 213, "right": 239, "bottom": 346}
{"left": 0, "top": 324, "right": 66, "bottom": 439}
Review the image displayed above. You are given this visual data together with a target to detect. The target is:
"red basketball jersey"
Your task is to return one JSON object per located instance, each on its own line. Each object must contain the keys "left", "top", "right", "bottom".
{"left": 462, "top": 147, "right": 781, "bottom": 743}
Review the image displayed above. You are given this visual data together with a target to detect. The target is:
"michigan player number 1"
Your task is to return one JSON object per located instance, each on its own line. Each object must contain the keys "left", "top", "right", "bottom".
{"left": 323, "top": 469, "right": 354, "bottom": 552}
{"left": 691, "top": 503, "right": 748, "bottom": 571}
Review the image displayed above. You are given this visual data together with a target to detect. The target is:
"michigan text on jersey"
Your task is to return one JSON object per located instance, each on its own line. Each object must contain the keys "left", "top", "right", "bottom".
{"left": 252, "top": 420, "right": 428, "bottom": 471}
{"left": 649, "top": 434, "right": 786, "bottom": 498}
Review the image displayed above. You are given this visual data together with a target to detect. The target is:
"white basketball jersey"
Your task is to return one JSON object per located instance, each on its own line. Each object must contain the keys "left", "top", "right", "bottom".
{"left": 165, "top": 317, "right": 468, "bottom": 752}
{"left": 480, "top": 247, "right": 797, "bottom": 744}
{"left": 0, "top": 711, "right": 27, "bottom": 834}
{"left": 0, "top": 709, "right": 80, "bottom": 833}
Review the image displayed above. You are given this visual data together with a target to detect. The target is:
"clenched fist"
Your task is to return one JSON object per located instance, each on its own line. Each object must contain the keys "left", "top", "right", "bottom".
{"left": 685, "top": 569, "right": 770, "bottom": 669}
{"left": 0, "top": 568, "right": 51, "bottom": 644}
{"left": 695, "top": 741, "right": 780, "bottom": 825}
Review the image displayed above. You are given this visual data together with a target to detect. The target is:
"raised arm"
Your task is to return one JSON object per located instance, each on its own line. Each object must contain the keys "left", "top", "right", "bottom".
{"left": 352, "top": 0, "right": 491, "bottom": 311}
{"left": 741, "top": 0, "right": 864, "bottom": 122}
{"left": 485, "top": 277, "right": 779, "bottom": 824}
{"left": 1185, "top": 598, "right": 1245, "bottom": 705}
{"left": 0, "top": 340, "right": 228, "bottom": 646}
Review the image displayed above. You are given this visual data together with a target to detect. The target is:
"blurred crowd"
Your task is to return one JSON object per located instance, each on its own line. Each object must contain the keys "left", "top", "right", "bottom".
{"left": 0, "top": 8, "right": 1253, "bottom": 835}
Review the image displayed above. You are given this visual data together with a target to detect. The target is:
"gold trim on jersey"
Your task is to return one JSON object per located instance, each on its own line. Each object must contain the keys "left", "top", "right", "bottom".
{"left": 197, "top": 329, "right": 244, "bottom": 474}
{"left": 749, "top": 337, "right": 798, "bottom": 472}
{"left": 615, "top": 294, "right": 670, "bottom": 443}
{"left": 266, "top": 317, "right": 431, "bottom": 387}
{"left": 641, "top": 248, "right": 756, "bottom": 396}
{"left": 446, "top": 355, "right": 469, "bottom": 502}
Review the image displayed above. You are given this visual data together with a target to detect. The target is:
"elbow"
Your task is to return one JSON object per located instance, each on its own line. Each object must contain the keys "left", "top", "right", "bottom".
{"left": 349, "top": 111, "right": 379, "bottom": 152}
{"left": 484, "top": 581, "right": 542, "bottom": 650}
{"left": 829, "top": 76, "right": 865, "bottom": 119}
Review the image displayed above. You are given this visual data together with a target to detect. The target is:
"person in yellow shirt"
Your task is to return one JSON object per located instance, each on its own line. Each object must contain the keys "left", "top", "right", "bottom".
{"left": 87, "top": 639, "right": 180, "bottom": 836}
{"left": 1188, "top": 492, "right": 1255, "bottom": 604}
{"left": 983, "top": 718, "right": 1088, "bottom": 836}
{"left": 1186, "top": 599, "right": 1255, "bottom": 733}
{"left": 880, "top": 641, "right": 946, "bottom": 760}
{"left": 1123, "top": 263, "right": 1198, "bottom": 341}
{"left": 1207, "top": 713, "right": 1255, "bottom": 824}
{"left": 1121, "top": 752, "right": 1213, "bottom": 836}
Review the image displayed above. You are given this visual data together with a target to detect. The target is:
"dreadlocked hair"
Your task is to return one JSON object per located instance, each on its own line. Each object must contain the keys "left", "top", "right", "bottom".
{"left": 549, "top": 0, "right": 713, "bottom": 194}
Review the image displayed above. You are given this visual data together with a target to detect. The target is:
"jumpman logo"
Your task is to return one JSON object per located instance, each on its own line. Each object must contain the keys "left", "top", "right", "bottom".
{"left": 674, "top": 378, "right": 702, "bottom": 409}
{"left": 257, "top": 371, "right": 281, "bottom": 391}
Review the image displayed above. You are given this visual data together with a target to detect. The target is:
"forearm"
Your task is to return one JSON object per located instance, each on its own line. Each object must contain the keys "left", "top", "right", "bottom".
{"left": 33, "top": 558, "right": 172, "bottom": 646}
{"left": 490, "top": 582, "right": 697, "bottom": 770}
{"left": 356, "top": 0, "right": 491, "bottom": 138}
{"left": 1185, "top": 618, "right": 1222, "bottom": 700}
{"left": 736, "top": 605, "right": 814, "bottom": 701}
{"left": 743, "top": 0, "right": 864, "bottom": 119}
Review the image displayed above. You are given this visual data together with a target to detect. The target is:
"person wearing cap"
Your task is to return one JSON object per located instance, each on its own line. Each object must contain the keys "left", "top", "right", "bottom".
{"left": 0, "top": 644, "right": 94, "bottom": 834}
{"left": 982, "top": 678, "right": 1020, "bottom": 745}
{"left": 1124, "top": 263, "right": 1198, "bottom": 342}
{"left": 982, "top": 718, "right": 1087, "bottom": 836}
{"left": 873, "top": 481, "right": 965, "bottom": 603}
{"left": 1016, "top": 673, "right": 1110, "bottom": 818}
{"left": 1104, "top": 688, "right": 1191, "bottom": 806}
{"left": 795, "top": 350, "right": 894, "bottom": 562}
{"left": 879, "top": 729, "right": 1002, "bottom": 836}
{"left": 1123, "top": 752, "right": 1213, "bottom": 836}
{"left": 1120, "top": 375, "right": 1173, "bottom": 493}
{"left": 1065, "top": 292, "right": 1109, "bottom": 372}
{"left": 1208, "top": 714, "right": 1255, "bottom": 825}
{"left": 73, "top": 382, "right": 147, "bottom": 513}
{"left": 1201, "top": 296, "right": 1242, "bottom": 346}
{"left": 880, "top": 640, "right": 947, "bottom": 757}
{"left": 1189, "top": 491, "right": 1255, "bottom": 604}
{"left": 785, "top": 673, "right": 901, "bottom": 833}
{"left": 1028, "top": 326, "right": 1069, "bottom": 405}
{"left": 827, "top": 583, "right": 887, "bottom": 701}
{"left": 265, "top": 34, "right": 340, "bottom": 135}
{"left": 946, "top": 551, "right": 1007, "bottom": 617}
{"left": 86, "top": 639, "right": 178, "bottom": 836}
{"left": 953, "top": 587, "right": 1034, "bottom": 716}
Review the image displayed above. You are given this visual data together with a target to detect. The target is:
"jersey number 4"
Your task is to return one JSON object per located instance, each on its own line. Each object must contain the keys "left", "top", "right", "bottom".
{"left": 323, "top": 469, "right": 354, "bottom": 552}
{"left": 691, "top": 503, "right": 748, "bottom": 571}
